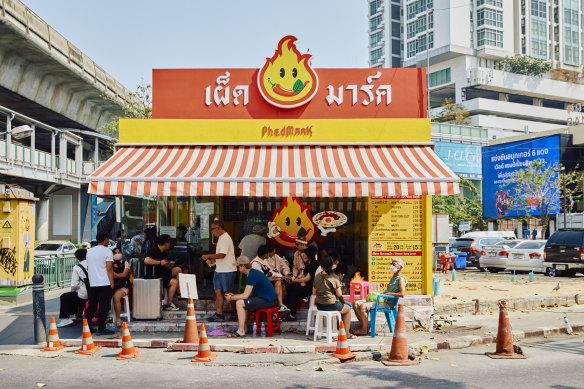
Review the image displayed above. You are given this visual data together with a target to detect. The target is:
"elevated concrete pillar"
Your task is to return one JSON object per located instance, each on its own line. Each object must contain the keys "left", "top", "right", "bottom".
{"left": 36, "top": 199, "right": 49, "bottom": 241}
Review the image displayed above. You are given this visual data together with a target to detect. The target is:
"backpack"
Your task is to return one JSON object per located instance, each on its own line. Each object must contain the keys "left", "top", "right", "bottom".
{"left": 77, "top": 264, "right": 90, "bottom": 291}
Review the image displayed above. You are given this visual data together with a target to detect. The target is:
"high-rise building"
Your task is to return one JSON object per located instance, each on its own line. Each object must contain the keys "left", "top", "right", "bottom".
{"left": 368, "top": 0, "right": 584, "bottom": 135}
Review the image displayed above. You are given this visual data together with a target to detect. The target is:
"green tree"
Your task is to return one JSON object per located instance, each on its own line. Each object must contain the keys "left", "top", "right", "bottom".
{"left": 99, "top": 80, "right": 152, "bottom": 144}
{"left": 500, "top": 55, "right": 552, "bottom": 77}
{"left": 431, "top": 98, "right": 471, "bottom": 125}
{"left": 503, "top": 159, "right": 581, "bottom": 237}
{"left": 433, "top": 176, "right": 487, "bottom": 235}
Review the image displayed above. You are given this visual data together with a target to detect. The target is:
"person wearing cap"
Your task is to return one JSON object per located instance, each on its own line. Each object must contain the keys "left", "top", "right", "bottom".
{"left": 292, "top": 238, "right": 309, "bottom": 282}
{"left": 224, "top": 256, "right": 277, "bottom": 337}
{"left": 82, "top": 242, "right": 91, "bottom": 251}
{"left": 351, "top": 257, "right": 407, "bottom": 336}
{"left": 238, "top": 224, "right": 266, "bottom": 260}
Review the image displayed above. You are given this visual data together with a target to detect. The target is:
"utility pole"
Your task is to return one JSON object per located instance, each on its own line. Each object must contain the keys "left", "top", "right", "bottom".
{"left": 426, "top": 7, "right": 434, "bottom": 118}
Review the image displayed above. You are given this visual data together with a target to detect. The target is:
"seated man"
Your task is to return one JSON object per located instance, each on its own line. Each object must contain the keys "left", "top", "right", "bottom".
{"left": 57, "top": 249, "right": 89, "bottom": 327}
{"left": 144, "top": 234, "right": 182, "bottom": 311}
{"left": 352, "top": 257, "right": 407, "bottom": 336}
{"left": 224, "top": 256, "right": 277, "bottom": 337}
{"left": 251, "top": 244, "right": 290, "bottom": 313}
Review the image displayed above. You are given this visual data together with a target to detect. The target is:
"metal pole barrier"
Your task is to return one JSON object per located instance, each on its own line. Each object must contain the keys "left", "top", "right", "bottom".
{"left": 32, "top": 274, "right": 47, "bottom": 345}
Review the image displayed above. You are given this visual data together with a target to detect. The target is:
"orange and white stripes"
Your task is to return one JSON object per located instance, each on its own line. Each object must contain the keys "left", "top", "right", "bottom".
{"left": 117, "top": 322, "right": 140, "bottom": 360}
{"left": 88, "top": 144, "right": 459, "bottom": 197}
{"left": 75, "top": 318, "right": 101, "bottom": 355}
{"left": 41, "top": 317, "right": 65, "bottom": 352}
{"left": 330, "top": 321, "right": 356, "bottom": 361}
{"left": 192, "top": 323, "right": 217, "bottom": 362}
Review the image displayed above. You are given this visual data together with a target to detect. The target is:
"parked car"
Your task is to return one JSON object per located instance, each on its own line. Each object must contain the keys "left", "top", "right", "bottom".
{"left": 505, "top": 240, "right": 547, "bottom": 273}
{"left": 479, "top": 240, "right": 526, "bottom": 273}
{"left": 544, "top": 228, "right": 584, "bottom": 277}
{"left": 460, "top": 231, "right": 516, "bottom": 240}
{"left": 451, "top": 236, "right": 507, "bottom": 269}
{"left": 34, "top": 241, "right": 76, "bottom": 258}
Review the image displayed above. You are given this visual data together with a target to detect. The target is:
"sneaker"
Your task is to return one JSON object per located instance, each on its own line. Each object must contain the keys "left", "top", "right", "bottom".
{"left": 228, "top": 312, "right": 238, "bottom": 322}
{"left": 278, "top": 304, "right": 291, "bottom": 313}
{"left": 95, "top": 327, "right": 116, "bottom": 336}
{"left": 207, "top": 312, "right": 225, "bottom": 322}
{"left": 164, "top": 303, "right": 180, "bottom": 311}
{"left": 56, "top": 318, "right": 74, "bottom": 328}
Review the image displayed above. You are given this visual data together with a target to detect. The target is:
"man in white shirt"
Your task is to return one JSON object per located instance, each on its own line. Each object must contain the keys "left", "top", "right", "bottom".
{"left": 84, "top": 231, "right": 115, "bottom": 335}
{"left": 202, "top": 220, "right": 237, "bottom": 322}
{"left": 57, "top": 249, "right": 89, "bottom": 327}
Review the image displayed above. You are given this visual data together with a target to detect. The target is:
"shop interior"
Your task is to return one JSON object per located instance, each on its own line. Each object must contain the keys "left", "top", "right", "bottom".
{"left": 120, "top": 196, "right": 369, "bottom": 299}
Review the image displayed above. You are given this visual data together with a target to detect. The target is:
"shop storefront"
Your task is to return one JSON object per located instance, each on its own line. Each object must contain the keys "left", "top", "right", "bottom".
{"left": 89, "top": 36, "right": 459, "bottom": 296}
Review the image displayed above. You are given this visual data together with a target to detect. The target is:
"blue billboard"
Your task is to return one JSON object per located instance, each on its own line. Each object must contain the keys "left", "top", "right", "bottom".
{"left": 434, "top": 141, "right": 482, "bottom": 179}
{"left": 482, "top": 135, "right": 560, "bottom": 218}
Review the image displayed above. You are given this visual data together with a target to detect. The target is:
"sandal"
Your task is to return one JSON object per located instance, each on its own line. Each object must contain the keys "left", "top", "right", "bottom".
{"left": 116, "top": 320, "right": 122, "bottom": 327}
{"left": 350, "top": 330, "right": 367, "bottom": 336}
{"left": 229, "top": 331, "right": 245, "bottom": 338}
{"left": 346, "top": 334, "right": 356, "bottom": 339}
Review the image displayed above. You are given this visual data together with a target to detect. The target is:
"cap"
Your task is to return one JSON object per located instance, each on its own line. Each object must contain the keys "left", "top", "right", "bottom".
{"left": 252, "top": 224, "right": 266, "bottom": 233}
{"left": 82, "top": 242, "right": 90, "bottom": 248}
{"left": 236, "top": 256, "right": 250, "bottom": 266}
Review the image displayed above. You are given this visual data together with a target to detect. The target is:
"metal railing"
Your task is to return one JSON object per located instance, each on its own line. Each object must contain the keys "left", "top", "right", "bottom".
{"left": 33, "top": 255, "right": 79, "bottom": 290}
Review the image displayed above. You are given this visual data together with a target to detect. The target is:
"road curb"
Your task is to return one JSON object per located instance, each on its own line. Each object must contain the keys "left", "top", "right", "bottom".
{"left": 57, "top": 323, "right": 582, "bottom": 355}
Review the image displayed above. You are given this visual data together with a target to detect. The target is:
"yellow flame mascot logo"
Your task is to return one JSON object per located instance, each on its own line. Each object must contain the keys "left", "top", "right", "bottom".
{"left": 258, "top": 35, "right": 319, "bottom": 108}
{"left": 267, "top": 197, "right": 316, "bottom": 248}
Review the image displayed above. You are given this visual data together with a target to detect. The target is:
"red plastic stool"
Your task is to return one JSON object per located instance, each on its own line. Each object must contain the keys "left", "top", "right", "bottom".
{"left": 252, "top": 307, "right": 281, "bottom": 337}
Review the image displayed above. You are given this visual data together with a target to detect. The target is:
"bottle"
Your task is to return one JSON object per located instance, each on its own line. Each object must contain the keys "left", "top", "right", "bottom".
{"left": 428, "top": 315, "right": 434, "bottom": 333}
{"left": 252, "top": 322, "right": 257, "bottom": 337}
{"left": 564, "top": 316, "right": 573, "bottom": 334}
{"left": 261, "top": 322, "right": 266, "bottom": 337}
{"left": 451, "top": 268, "right": 457, "bottom": 281}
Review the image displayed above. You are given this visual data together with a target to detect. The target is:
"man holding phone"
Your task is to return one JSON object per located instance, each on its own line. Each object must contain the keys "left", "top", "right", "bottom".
{"left": 144, "top": 234, "right": 182, "bottom": 311}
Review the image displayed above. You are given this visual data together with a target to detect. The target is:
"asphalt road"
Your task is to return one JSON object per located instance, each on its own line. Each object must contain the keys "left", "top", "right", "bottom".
{"left": 0, "top": 335, "right": 582, "bottom": 388}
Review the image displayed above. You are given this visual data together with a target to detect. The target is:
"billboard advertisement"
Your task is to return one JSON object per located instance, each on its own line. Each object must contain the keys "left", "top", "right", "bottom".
{"left": 434, "top": 141, "right": 482, "bottom": 179}
{"left": 482, "top": 135, "right": 560, "bottom": 218}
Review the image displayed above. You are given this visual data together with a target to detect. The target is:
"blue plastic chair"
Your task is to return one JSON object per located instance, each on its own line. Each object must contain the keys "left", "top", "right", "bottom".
{"left": 369, "top": 294, "right": 399, "bottom": 338}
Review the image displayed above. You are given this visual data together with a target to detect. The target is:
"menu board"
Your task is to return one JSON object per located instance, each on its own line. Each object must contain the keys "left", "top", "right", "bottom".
{"left": 368, "top": 196, "right": 423, "bottom": 293}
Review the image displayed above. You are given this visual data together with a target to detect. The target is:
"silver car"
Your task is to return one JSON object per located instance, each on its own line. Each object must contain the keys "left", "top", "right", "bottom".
{"left": 479, "top": 240, "right": 525, "bottom": 273}
{"left": 506, "top": 240, "right": 547, "bottom": 273}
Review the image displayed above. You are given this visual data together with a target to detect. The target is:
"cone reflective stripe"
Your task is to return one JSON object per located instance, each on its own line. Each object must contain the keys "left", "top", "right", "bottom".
{"left": 486, "top": 300, "right": 526, "bottom": 359}
{"left": 192, "top": 323, "right": 217, "bottom": 362}
{"left": 41, "top": 317, "right": 65, "bottom": 352}
{"left": 330, "top": 321, "right": 356, "bottom": 361}
{"left": 117, "top": 322, "right": 140, "bottom": 360}
{"left": 183, "top": 299, "right": 199, "bottom": 344}
{"left": 75, "top": 319, "right": 101, "bottom": 355}
{"left": 381, "top": 304, "right": 419, "bottom": 366}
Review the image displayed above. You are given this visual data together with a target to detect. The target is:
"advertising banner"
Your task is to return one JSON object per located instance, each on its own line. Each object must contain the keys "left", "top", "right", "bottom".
{"left": 482, "top": 136, "right": 560, "bottom": 218}
{"left": 434, "top": 141, "right": 482, "bottom": 179}
{"left": 368, "top": 197, "right": 423, "bottom": 293}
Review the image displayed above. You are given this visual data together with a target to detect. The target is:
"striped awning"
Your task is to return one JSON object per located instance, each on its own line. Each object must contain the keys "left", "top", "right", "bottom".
{"left": 88, "top": 145, "right": 459, "bottom": 197}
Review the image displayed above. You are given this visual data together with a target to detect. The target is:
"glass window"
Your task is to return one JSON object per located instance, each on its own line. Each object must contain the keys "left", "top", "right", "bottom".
{"left": 514, "top": 241, "right": 546, "bottom": 250}
{"left": 477, "top": 0, "right": 503, "bottom": 7}
{"left": 391, "top": 3, "right": 400, "bottom": 20}
{"left": 370, "top": 47, "right": 384, "bottom": 63}
{"left": 530, "top": 1, "right": 547, "bottom": 59}
{"left": 407, "top": 0, "right": 433, "bottom": 20}
{"left": 477, "top": 8, "right": 503, "bottom": 28}
{"left": 370, "top": 31, "right": 383, "bottom": 46}
{"left": 564, "top": 0, "right": 580, "bottom": 65}
{"left": 392, "top": 57, "right": 401, "bottom": 67}
{"left": 370, "top": 0, "right": 382, "bottom": 16}
{"left": 392, "top": 39, "right": 401, "bottom": 55}
{"left": 547, "top": 230, "right": 584, "bottom": 246}
{"left": 392, "top": 21, "right": 400, "bottom": 37}
{"left": 477, "top": 28, "right": 503, "bottom": 47}
{"left": 370, "top": 14, "right": 383, "bottom": 31}
{"left": 429, "top": 68, "right": 451, "bottom": 87}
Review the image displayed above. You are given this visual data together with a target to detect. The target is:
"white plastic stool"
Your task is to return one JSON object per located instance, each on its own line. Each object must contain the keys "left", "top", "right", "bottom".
{"left": 305, "top": 295, "right": 318, "bottom": 335}
{"left": 111, "top": 294, "right": 131, "bottom": 324}
{"left": 313, "top": 310, "right": 342, "bottom": 343}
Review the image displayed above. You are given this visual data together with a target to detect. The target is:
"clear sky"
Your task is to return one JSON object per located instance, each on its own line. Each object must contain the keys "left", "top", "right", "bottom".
{"left": 24, "top": 0, "right": 369, "bottom": 90}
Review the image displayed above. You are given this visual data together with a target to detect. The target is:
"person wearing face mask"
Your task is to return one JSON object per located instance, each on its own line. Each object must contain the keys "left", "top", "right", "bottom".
{"left": 351, "top": 257, "right": 407, "bottom": 336}
{"left": 111, "top": 247, "right": 130, "bottom": 327}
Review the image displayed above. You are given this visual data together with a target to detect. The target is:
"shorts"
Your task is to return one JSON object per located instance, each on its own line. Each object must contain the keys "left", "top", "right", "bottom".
{"left": 316, "top": 301, "right": 344, "bottom": 312}
{"left": 243, "top": 297, "right": 277, "bottom": 311}
{"left": 213, "top": 271, "right": 236, "bottom": 292}
{"left": 354, "top": 299, "right": 376, "bottom": 311}
{"left": 161, "top": 276, "right": 173, "bottom": 289}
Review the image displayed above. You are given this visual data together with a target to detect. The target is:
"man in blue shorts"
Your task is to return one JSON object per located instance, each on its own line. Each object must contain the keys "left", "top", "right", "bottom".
{"left": 203, "top": 220, "right": 237, "bottom": 322}
{"left": 225, "top": 256, "right": 277, "bottom": 337}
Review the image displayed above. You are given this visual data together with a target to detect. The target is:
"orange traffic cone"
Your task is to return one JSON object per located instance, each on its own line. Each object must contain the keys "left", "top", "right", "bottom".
{"left": 41, "top": 317, "right": 65, "bottom": 351}
{"left": 486, "top": 300, "right": 526, "bottom": 359}
{"left": 330, "top": 321, "right": 356, "bottom": 361}
{"left": 381, "top": 304, "right": 419, "bottom": 366}
{"left": 182, "top": 298, "right": 199, "bottom": 344}
{"left": 191, "top": 323, "right": 216, "bottom": 362}
{"left": 75, "top": 319, "right": 102, "bottom": 355}
{"left": 117, "top": 322, "right": 140, "bottom": 360}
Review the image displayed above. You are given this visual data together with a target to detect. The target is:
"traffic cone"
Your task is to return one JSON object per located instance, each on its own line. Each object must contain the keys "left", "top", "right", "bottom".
{"left": 330, "top": 321, "right": 356, "bottom": 361}
{"left": 75, "top": 319, "right": 102, "bottom": 355}
{"left": 117, "top": 322, "right": 140, "bottom": 360}
{"left": 41, "top": 317, "right": 65, "bottom": 351}
{"left": 182, "top": 298, "right": 199, "bottom": 344}
{"left": 381, "top": 304, "right": 419, "bottom": 366}
{"left": 191, "top": 323, "right": 217, "bottom": 362}
{"left": 486, "top": 300, "right": 526, "bottom": 359}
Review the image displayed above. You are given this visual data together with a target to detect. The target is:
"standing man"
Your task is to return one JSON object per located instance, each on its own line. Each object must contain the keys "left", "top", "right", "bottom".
{"left": 85, "top": 231, "right": 115, "bottom": 335}
{"left": 203, "top": 220, "right": 237, "bottom": 322}
{"left": 238, "top": 225, "right": 266, "bottom": 260}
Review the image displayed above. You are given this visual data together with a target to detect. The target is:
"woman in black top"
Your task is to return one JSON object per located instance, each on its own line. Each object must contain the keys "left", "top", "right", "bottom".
{"left": 283, "top": 245, "right": 319, "bottom": 321}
